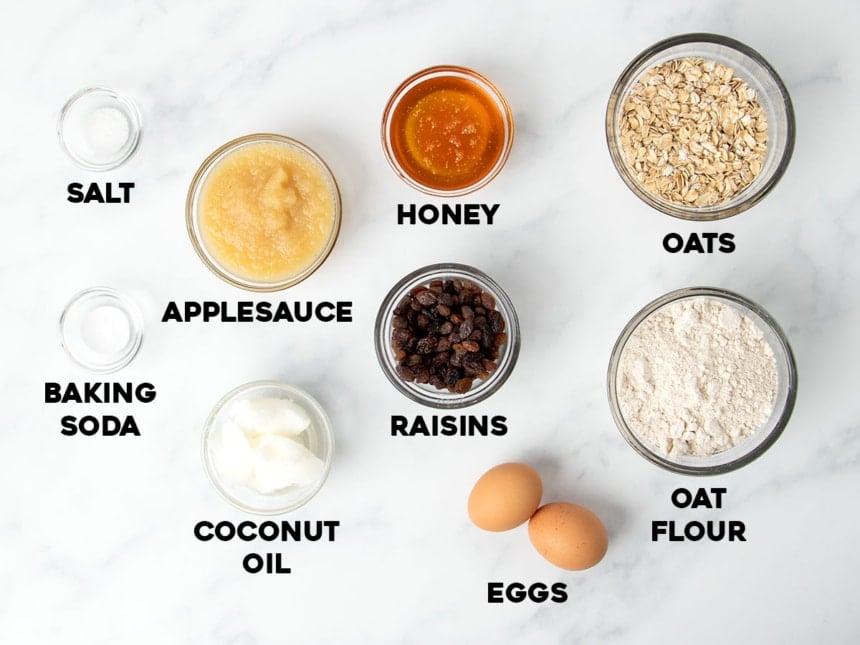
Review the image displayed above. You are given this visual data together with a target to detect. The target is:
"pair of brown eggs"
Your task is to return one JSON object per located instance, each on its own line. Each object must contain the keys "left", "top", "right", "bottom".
{"left": 467, "top": 463, "right": 608, "bottom": 570}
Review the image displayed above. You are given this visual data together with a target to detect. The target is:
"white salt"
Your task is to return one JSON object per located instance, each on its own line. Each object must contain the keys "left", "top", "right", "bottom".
{"left": 84, "top": 106, "right": 130, "bottom": 155}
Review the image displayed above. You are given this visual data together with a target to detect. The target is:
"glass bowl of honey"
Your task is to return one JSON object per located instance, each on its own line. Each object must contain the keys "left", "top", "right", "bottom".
{"left": 382, "top": 66, "right": 514, "bottom": 196}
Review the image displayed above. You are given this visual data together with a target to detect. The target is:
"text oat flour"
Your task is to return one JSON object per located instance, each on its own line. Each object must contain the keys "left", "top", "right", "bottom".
{"left": 618, "top": 297, "right": 777, "bottom": 457}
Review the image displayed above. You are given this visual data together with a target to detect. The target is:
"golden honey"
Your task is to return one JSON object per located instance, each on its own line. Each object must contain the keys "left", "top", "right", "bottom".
{"left": 387, "top": 73, "right": 508, "bottom": 192}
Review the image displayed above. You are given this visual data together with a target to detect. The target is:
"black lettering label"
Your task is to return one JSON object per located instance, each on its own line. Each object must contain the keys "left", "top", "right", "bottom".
{"left": 195, "top": 520, "right": 340, "bottom": 575}
{"left": 59, "top": 415, "right": 141, "bottom": 437}
{"left": 242, "top": 553, "right": 292, "bottom": 575}
{"left": 654, "top": 488, "right": 745, "bottom": 542}
{"left": 48, "top": 382, "right": 155, "bottom": 437}
{"left": 663, "top": 232, "right": 735, "bottom": 254}
{"left": 397, "top": 203, "right": 499, "bottom": 225}
{"left": 67, "top": 182, "right": 135, "bottom": 204}
{"left": 487, "top": 582, "right": 568, "bottom": 603}
{"left": 390, "top": 415, "right": 508, "bottom": 437}
{"left": 45, "top": 382, "right": 157, "bottom": 404}
{"left": 162, "top": 301, "right": 353, "bottom": 323}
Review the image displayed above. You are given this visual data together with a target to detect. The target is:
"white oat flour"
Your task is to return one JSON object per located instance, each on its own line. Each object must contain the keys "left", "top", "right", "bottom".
{"left": 618, "top": 296, "right": 778, "bottom": 457}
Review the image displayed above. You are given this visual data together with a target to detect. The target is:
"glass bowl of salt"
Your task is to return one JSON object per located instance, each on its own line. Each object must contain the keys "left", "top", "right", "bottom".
{"left": 58, "top": 87, "right": 142, "bottom": 171}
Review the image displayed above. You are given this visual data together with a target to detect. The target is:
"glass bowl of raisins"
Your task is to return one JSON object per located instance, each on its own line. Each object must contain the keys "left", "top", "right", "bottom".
{"left": 375, "top": 263, "right": 520, "bottom": 408}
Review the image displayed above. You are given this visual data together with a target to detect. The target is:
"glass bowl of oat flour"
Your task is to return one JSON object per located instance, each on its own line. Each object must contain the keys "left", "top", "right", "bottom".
{"left": 606, "top": 33, "right": 795, "bottom": 220}
{"left": 608, "top": 287, "right": 797, "bottom": 475}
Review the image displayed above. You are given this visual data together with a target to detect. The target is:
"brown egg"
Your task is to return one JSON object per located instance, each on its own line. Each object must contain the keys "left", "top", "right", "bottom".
{"left": 528, "top": 502, "right": 608, "bottom": 570}
{"left": 467, "top": 463, "right": 543, "bottom": 531}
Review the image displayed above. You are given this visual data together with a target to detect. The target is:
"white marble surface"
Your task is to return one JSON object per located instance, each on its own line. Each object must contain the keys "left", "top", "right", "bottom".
{"left": 2, "top": 0, "right": 859, "bottom": 643}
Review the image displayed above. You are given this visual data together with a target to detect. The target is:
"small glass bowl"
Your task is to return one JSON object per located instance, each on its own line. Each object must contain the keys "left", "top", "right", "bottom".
{"left": 201, "top": 381, "right": 335, "bottom": 515}
{"left": 607, "top": 287, "right": 797, "bottom": 475}
{"left": 60, "top": 287, "right": 144, "bottom": 373}
{"left": 382, "top": 66, "right": 514, "bottom": 196}
{"left": 58, "top": 87, "right": 142, "bottom": 171}
{"left": 375, "top": 263, "right": 520, "bottom": 408}
{"left": 186, "top": 134, "right": 342, "bottom": 292}
{"left": 606, "top": 33, "right": 795, "bottom": 220}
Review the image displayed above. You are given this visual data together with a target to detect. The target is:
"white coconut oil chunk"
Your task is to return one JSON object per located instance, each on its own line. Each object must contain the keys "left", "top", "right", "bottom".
{"left": 211, "top": 397, "right": 324, "bottom": 495}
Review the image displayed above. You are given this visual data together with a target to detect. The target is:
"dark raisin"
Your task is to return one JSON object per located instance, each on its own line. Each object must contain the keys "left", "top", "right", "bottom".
{"left": 416, "top": 337, "right": 437, "bottom": 354}
{"left": 452, "top": 377, "right": 473, "bottom": 394}
{"left": 433, "top": 351, "right": 450, "bottom": 366}
{"left": 394, "top": 296, "right": 412, "bottom": 315}
{"left": 490, "top": 310, "right": 505, "bottom": 333}
{"left": 461, "top": 339, "right": 480, "bottom": 352}
{"left": 459, "top": 319, "right": 474, "bottom": 338}
{"left": 396, "top": 365, "right": 415, "bottom": 381}
{"left": 416, "top": 290, "right": 437, "bottom": 306}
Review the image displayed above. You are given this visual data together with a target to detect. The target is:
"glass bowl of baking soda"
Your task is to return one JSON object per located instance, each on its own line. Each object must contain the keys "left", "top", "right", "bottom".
{"left": 60, "top": 287, "right": 144, "bottom": 373}
{"left": 607, "top": 287, "right": 797, "bottom": 475}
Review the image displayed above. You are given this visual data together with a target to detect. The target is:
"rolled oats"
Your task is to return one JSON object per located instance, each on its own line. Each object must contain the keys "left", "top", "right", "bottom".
{"left": 619, "top": 57, "right": 768, "bottom": 208}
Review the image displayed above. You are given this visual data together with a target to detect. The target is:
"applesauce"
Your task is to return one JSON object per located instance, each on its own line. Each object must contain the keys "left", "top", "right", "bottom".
{"left": 188, "top": 135, "right": 340, "bottom": 290}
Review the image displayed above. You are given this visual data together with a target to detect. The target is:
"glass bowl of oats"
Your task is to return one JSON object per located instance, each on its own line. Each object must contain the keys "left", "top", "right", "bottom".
{"left": 606, "top": 33, "right": 795, "bottom": 220}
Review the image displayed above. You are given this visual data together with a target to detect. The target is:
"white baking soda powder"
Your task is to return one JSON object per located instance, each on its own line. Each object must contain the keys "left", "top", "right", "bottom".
{"left": 81, "top": 304, "right": 131, "bottom": 356}
{"left": 617, "top": 297, "right": 778, "bottom": 457}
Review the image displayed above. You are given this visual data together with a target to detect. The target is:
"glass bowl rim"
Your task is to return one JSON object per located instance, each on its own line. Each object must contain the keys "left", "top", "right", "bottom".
{"left": 605, "top": 32, "right": 796, "bottom": 221}
{"left": 607, "top": 286, "right": 798, "bottom": 475}
{"left": 374, "top": 262, "right": 521, "bottom": 409}
{"left": 381, "top": 65, "right": 515, "bottom": 197}
{"left": 186, "top": 133, "right": 342, "bottom": 292}
{"left": 57, "top": 86, "right": 143, "bottom": 171}
{"left": 200, "top": 379, "right": 336, "bottom": 515}
{"left": 59, "top": 285, "right": 144, "bottom": 374}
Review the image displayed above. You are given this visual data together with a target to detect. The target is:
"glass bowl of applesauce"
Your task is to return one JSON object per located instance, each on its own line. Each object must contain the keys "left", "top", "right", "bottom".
{"left": 187, "top": 134, "right": 341, "bottom": 291}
